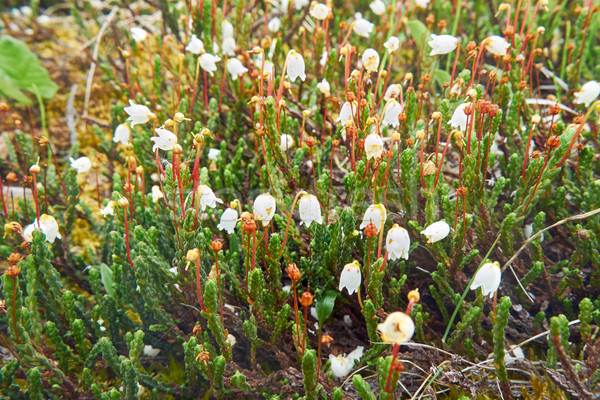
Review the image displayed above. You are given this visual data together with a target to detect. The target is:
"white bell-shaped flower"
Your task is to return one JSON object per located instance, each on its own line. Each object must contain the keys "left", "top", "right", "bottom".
{"left": 151, "top": 185, "right": 163, "bottom": 202}
{"left": 70, "top": 156, "right": 92, "bottom": 173}
{"left": 353, "top": 17, "right": 374, "bottom": 37}
{"left": 428, "top": 34, "right": 459, "bottom": 56}
{"left": 361, "top": 48, "right": 380, "bottom": 73}
{"left": 280, "top": 134, "right": 294, "bottom": 151}
{"left": 268, "top": 17, "right": 281, "bottom": 32}
{"left": 470, "top": 261, "right": 502, "bottom": 298}
{"left": 414, "top": 0, "right": 430, "bottom": 8}
{"left": 485, "top": 35, "right": 510, "bottom": 57}
{"left": 151, "top": 128, "right": 177, "bottom": 152}
{"left": 23, "top": 214, "right": 61, "bottom": 244}
{"left": 383, "top": 36, "right": 400, "bottom": 53}
{"left": 113, "top": 123, "right": 131, "bottom": 145}
{"left": 370, "top": 0, "right": 386, "bottom": 15}
{"left": 317, "top": 79, "right": 330, "bottom": 95}
{"left": 222, "top": 37, "right": 236, "bottom": 56}
{"left": 386, "top": 224, "right": 410, "bottom": 260}
{"left": 364, "top": 133, "right": 384, "bottom": 160}
{"left": 185, "top": 34, "right": 204, "bottom": 54}
{"left": 421, "top": 220, "right": 450, "bottom": 243}
{"left": 100, "top": 201, "right": 115, "bottom": 217}
{"left": 449, "top": 103, "right": 469, "bottom": 131}
{"left": 329, "top": 346, "right": 364, "bottom": 378}
{"left": 253, "top": 193, "right": 276, "bottom": 226}
{"left": 377, "top": 312, "right": 414, "bottom": 344}
{"left": 130, "top": 27, "right": 147, "bottom": 42}
{"left": 208, "top": 148, "right": 221, "bottom": 161}
{"left": 286, "top": 50, "right": 306, "bottom": 82}
{"left": 222, "top": 20, "right": 234, "bottom": 38}
{"left": 384, "top": 84, "right": 401, "bottom": 101}
{"left": 124, "top": 100, "right": 152, "bottom": 127}
{"left": 359, "top": 203, "right": 386, "bottom": 233}
{"left": 298, "top": 194, "right": 322, "bottom": 227}
{"left": 337, "top": 101, "right": 356, "bottom": 125}
{"left": 143, "top": 345, "right": 160, "bottom": 357}
{"left": 199, "top": 53, "right": 221, "bottom": 76}
{"left": 218, "top": 207, "right": 239, "bottom": 234}
{"left": 197, "top": 185, "right": 223, "bottom": 211}
{"left": 310, "top": 3, "right": 329, "bottom": 20}
{"left": 226, "top": 58, "right": 248, "bottom": 80}
{"left": 339, "top": 261, "right": 361, "bottom": 295}
{"left": 574, "top": 81, "right": 600, "bottom": 106}
{"left": 382, "top": 99, "right": 403, "bottom": 128}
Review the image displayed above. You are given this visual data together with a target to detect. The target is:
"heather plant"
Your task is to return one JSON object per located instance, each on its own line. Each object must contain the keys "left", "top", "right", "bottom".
{"left": 1, "top": 0, "right": 600, "bottom": 399}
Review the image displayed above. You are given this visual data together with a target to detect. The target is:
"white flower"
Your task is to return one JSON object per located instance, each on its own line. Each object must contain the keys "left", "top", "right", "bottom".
{"left": 226, "top": 334, "right": 237, "bottom": 347}
{"left": 382, "top": 99, "right": 403, "bottom": 127}
{"left": 280, "top": 134, "right": 294, "bottom": 151}
{"left": 317, "top": 79, "right": 330, "bottom": 95}
{"left": 415, "top": 0, "right": 430, "bottom": 8}
{"left": 268, "top": 17, "right": 281, "bottom": 32}
{"left": 298, "top": 194, "right": 322, "bottom": 227}
{"left": 199, "top": 53, "right": 221, "bottom": 76}
{"left": 485, "top": 35, "right": 510, "bottom": 57}
{"left": 353, "top": 17, "right": 374, "bottom": 37}
{"left": 364, "top": 134, "right": 384, "bottom": 160}
{"left": 359, "top": 204, "right": 386, "bottom": 233}
{"left": 329, "top": 346, "right": 364, "bottom": 378}
{"left": 222, "top": 20, "right": 234, "bottom": 38}
{"left": 343, "top": 315, "right": 353, "bottom": 327}
{"left": 131, "top": 27, "right": 147, "bottom": 42}
{"left": 470, "top": 261, "right": 502, "bottom": 298}
{"left": 428, "top": 34, "right": 459, "bottom": 56}
{"left": 310, "top": 3, "right": 329, "bottom": 20}
{"left": 218, "top": 208, "right": 238, "bottom": 234}
{"left": 186, "top": 34, "right": 205, "bottom": 54}
{"left": 151, "top": 185, "right": 164, "bottom": 202}
{"left": 294, "top": 0, "right": 310, "bottom": 9}
{"left": 70, "top": 157, "right": 92, "bottom": 173}
{"left": 197, "top": 185, "right": 223, "bottom": 211}
{"left": 421, "top": 220, "right": 450, "bottom": 243}
{"left": 100, "top": 201, "right": 115, "bottom": 217}
{"left": 574, "top": 81, "right": 600, "bottom": 106}
{"left": 124, "top": 100, "right": 152, "bottom": 127}
{"left": 386, "top": 224, "right": 410, "bottom": 260}
{"left": 384, "top": 37, "right": 400, "bottom": 53}
{"left": 222, "top": 37, "right": 236, "bottom": 56}
{"left": 361, "top": 48, "right": 380, "bottom": 73}
{"left": 320, "top": 50, "right": 328, "bottom": 66}
{"left": 370, "top": 0, "right": 386, "bottom": 15}
{"left": 253, "top": 193, "right": 276, "bottom": 226}
{"left": 286, "top": 50, "right": 306, "bottom": 82}
{"left": 143, "top": 345, "right": 160, "bottom": 357}
{"left": 113, "top": 123, "right": 131, "bottom": 145}
{"left": 449, "top": 103, "right": 469, "bottom": 131}
{"left": 384, "top": 84, "right": 402, "bottom": 101}
{"left": 150, "top": 128, "right": 177, "bottom": 152}
{"left": 262, "top": 60, "right": 275, "bottom": 77}
{"left": 23, "top": 214, "right": 61, "bottom": 244}
{"left": 339, "top": 261, "right": 361, "bottom": 295}
{"left": 377, "top": 312, "right": 414, "bottom": 344}
{"left": 208, "top": 148, "right": 221, "bottom": 161}
{"left": 226, "top": 58, "right": 248, "bottom": 80}
{"left": 337, "top": 101, "right": 356, "bottom": 124}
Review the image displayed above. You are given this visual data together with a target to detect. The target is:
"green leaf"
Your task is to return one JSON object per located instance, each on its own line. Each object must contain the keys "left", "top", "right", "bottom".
{"left": 0, "top": 35, "right": 58, "bottom": 104}
{"left": 433, "top": 69, "right": 451, "bottom": 87}
{"left": 407, "top": 19, "right": 427, "bottom": 50}
{"left": 315, "top": 290, "right": 337, "bottom": 325}
{"left": 100, "top": 264, "right": 115, "bottom": 298}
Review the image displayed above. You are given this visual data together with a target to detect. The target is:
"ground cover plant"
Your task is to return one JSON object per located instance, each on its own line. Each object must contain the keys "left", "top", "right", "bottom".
{"left": 0, "top": 0, "right": 600, "bottom": 398}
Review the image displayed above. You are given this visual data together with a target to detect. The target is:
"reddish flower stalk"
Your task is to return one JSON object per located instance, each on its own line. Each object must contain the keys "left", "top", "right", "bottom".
{"left": 212, "top": 240, "right": 224, "bottom": 325}
{"left": 29, "top": 166, "right": 41, "bottom": 226}
{"left": 522, "top": 119, "right": 538, "bottom": 183}
{"left": 433, "top": 130, "right": 458, "bottom": 190}
{"left": 194, "top": 255, "right": 208, "bottom": 313}
{"left": 120, "top": 198, "right": 136, "bottom": 271}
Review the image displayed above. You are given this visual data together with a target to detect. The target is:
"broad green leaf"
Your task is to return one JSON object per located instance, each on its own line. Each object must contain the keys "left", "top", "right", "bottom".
{"left": 100, "top": 264, "right": 115, "bottom": 298}
{"left": 0, "top": 35, "right": 58, "bottom": 104}
{"left": 433, "top": 69, "right": 452, "bottom": 87}
{"left": 407, "top": 19, "right": 427, "bottom": 50}
{"left": 315, "top": 290, "right": 337, "bottom": 325}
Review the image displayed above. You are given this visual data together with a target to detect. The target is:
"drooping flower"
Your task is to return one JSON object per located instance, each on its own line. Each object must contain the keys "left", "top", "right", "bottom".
{"left": 382, "top": 99, "right": 403, "bottom": 128}
{"left": 384, "top": 84, "right": 402, "bottom": 101}
{"left": 359, "top": 204, "right": 386, "bottom": 233}
{"left": 150, "top": 128, "right": 177, "bottom": 152}
{"left": 185, "top": 34, "right": 204, "bottom": 54}
{"left": 100, "top": 201, "right": 115, "bottom": 217}
{"left": 337, "top": 101, "right": 356, "bottom": 125}
{"left": 124, "top": 100, "right": 152, "bottom": 127}
{"left": 353, "top": 17, "right": 374, "bottom": 37}
{"left": 449, "top": 103, "right": 469, "bottom": 131}
{"left": 197, "top": 185, "right": 223, "bottom": 211}
{"left": 339, "top": 260, "right": 361, "bottom": 295}
{"left": 286, "top": 50, "right": 306, "bottom": 82}
{"left": 151, "top": 185, "right": 163, "bottom": 203}
{"left": 70, "top": 156, "right": 92, "bottom": 173}
{"left": 414, "top": 0, "right": 430, "bottom": 8}
{"left": 23, "top": 214, "right": 61, "bottom": 244}
{"left": 253, "top": 193, "right": 276, "bottom": 226}
{"left": 222, "top": 20, "right": 234, "bottom": 38}
{"left": 268, "top": 17, "right": 281, "bottom": 32}
{"left": 386, "top": 224, "right": 410, "bottom": 260}
{"left": 329, "top": 346, "right": 364, "bottom": 378}
{"left": 218, "top": 207, "right": 239, "bottom": 234}
{"left": 364, "top": 133, "right": 384, "bottom": 160}
{"left": 361, "top": 48, "right": 380, "bottom": 73}
{"left": 317, "top": 79, "right": 330, "bottom": 96}
{"left": 377, "top": 312, "right": 414, "bottom": 344}
{"left": 226, "top": 58, "right": 248, "bottom": 80}
{"left": 208, "top": 148, "right": 221, "bottom": 161}
{"left": 370, "top": 0, "right": 386, "bottom": 15}
{"left": 226, "top": 334, "right": 237, "bottom": 348}
{"left": 130, "top": 27, "right": 147, "bottom": 42}
{"left": 421, "top": 220, "right": 450, "bottom": 243}
{"left": 574, "top": 81, "right": 600, "bottom": 106}
{"left": 428, "top": 34, "right": 459, "bottom": 56}
{"left": 199, "top": 53, "right": 221, "bottom": 76}
{"left": 222, "top": 37, "right": 236, "bottom": 56}
{"left": 383, "top": 36, "right": 400, "bottom": 53}
{"left": 485, "top": 35, "right": 510, "bottom": 57}
{"left": 470, "top": 261, "right": 502, "bottom": 298}
{"left": 280, "top": 134, "right": 294, "bottom": 151}
{"left": 310, "top": 3, "right": 329, "bottom": 20}
{"left": 298, "top": 194, "right": 322, "bottom": 227}
{"left": 143, "top": 345, "right": 160, "bottom": 357}
{"left": 113, "top": 123, "right": 131, "bottom": 145}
